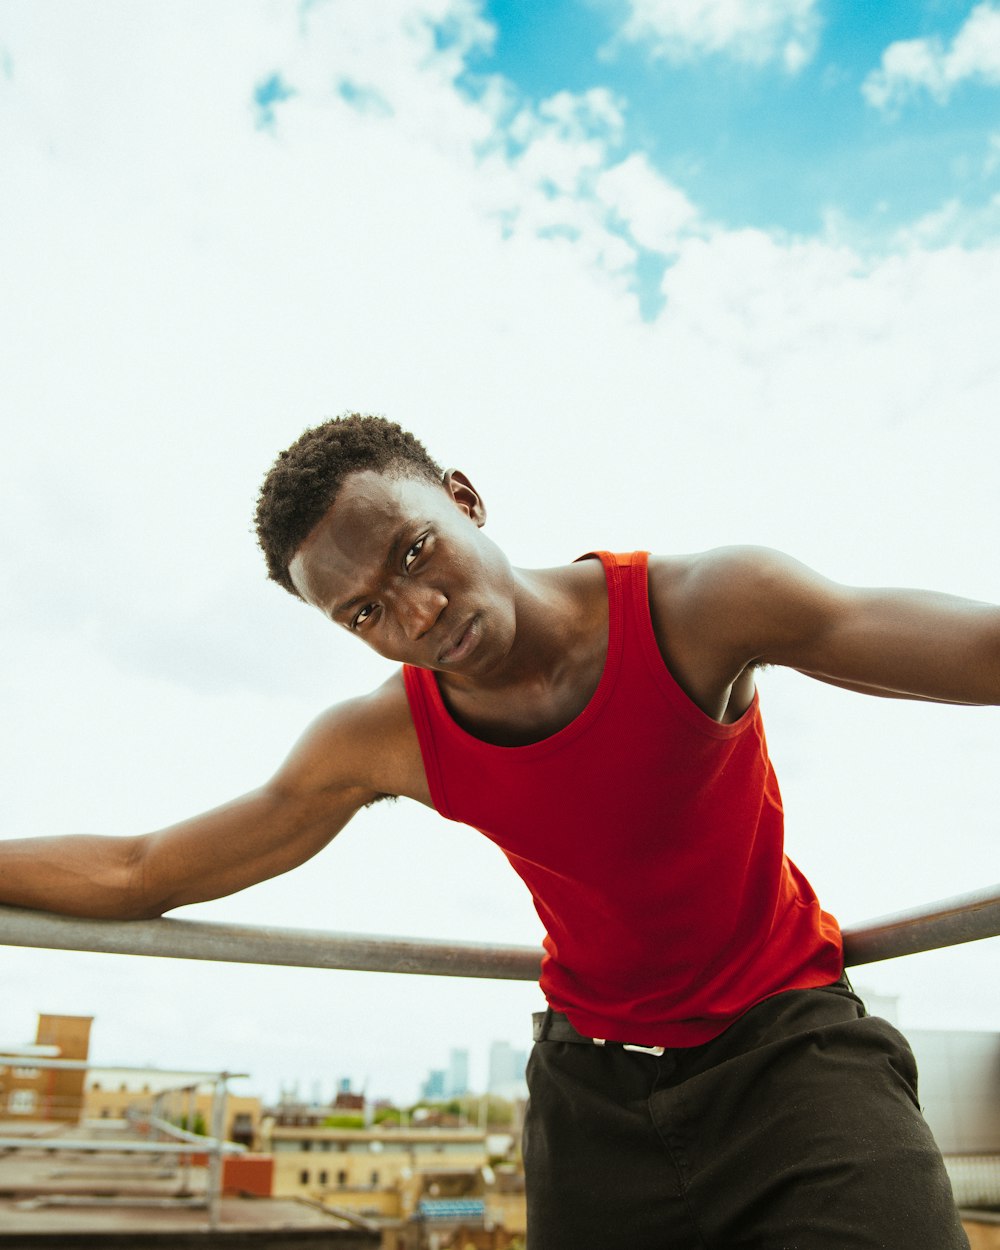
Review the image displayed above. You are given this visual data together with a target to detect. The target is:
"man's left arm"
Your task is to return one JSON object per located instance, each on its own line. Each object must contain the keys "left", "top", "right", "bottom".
{"left": 687, "top": 547, "right": 1000, "bottom": 707}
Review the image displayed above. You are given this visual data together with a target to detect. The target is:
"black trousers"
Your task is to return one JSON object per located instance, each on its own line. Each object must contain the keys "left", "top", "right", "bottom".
{"left": 523, "top": 978, "right": 968, "bottom": 1249}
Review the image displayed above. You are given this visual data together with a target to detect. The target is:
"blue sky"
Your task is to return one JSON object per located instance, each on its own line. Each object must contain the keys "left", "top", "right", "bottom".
{"left": 465, "top": 0, "right": 999, "bottom": 238}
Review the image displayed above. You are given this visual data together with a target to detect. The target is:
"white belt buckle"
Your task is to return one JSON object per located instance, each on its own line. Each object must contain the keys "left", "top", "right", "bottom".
{"left": 622, "top": 1042, "right": 666, "bottom": 1056}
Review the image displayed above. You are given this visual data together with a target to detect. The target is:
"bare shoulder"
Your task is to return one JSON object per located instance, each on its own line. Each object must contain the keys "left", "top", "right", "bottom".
{"left": 650, "top": 547, "right": 835, "bottom": 625}
{"left": 649, "top": 544, "right": 818, "bottom": 598}
{"left": 648, "top": 545, "right": 1000, "bottom": 705}
{"left": 644, "top": 547, "right": 843, "bottom": 716}
{"left": 273, "top": 670, "right": 431, "bottom": 807}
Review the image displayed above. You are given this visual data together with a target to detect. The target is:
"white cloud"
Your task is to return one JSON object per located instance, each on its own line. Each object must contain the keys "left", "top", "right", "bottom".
{"left": 824, "top": 188, "right": 1000, "bottom": 253}
{"left": 614, "top": 0, "right": 821, "bottom": 71}
{"left": 528, "top": 87, "right": 625, "bottom": 139}
{"left": 595, "top": 153, "right": 699, "bottom": 254}
{"left": 863, "top": 2, "right": 1000, "bottom": 110}
{"left": 889, "top": 195, "right": 1000, "bottom": 249}
{"left": 505, "top": 88, "right": 624, "bottom": 195}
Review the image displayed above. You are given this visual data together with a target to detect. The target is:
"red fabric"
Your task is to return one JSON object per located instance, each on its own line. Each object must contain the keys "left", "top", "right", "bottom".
{"left": 402, "top": 551, "right": 843, "bottom": 1046}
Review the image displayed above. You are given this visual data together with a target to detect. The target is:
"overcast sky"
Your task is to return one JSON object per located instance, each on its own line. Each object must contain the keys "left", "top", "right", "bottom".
{"left": 1, "top": 0, "right": 998, "bottom": 1105}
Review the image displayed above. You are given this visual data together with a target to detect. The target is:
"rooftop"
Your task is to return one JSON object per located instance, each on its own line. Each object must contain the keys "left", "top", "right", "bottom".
{"left": 0, "top": 1121, "right": 377, "bottom": 1247}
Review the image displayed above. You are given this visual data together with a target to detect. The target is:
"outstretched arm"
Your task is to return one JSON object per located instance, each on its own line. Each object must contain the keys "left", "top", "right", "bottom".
{"left": 654, "top": 547, "right": 1000, "bottom": 710}
{"left": 0, "top": 687, "right": 410, "bottom": 921}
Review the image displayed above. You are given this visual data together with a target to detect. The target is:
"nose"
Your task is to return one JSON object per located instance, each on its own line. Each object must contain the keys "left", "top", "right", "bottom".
{"left": 398, "top": 584, "right": 447, "bottom": 642}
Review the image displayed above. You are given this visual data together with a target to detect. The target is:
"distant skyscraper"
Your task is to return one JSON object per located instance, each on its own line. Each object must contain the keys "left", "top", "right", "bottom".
{"left": 421, "top": 1068, "right": 447, "bottom": 1100}
{"left": 446, "top": 1048, "right": 469, "bottom": 1097}
{"left": 488, "top": 1040, "right": 528, "bottom": 1099}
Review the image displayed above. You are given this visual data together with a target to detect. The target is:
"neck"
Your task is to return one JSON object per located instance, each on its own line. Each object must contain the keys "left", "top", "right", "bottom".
{"left": 441, "top": 561, "right": 606, "bottom": 699}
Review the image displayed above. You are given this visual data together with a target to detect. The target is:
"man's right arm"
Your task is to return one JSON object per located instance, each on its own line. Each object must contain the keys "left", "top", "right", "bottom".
{"left": 0, "top": 690, "right": 402, "bottom": 921}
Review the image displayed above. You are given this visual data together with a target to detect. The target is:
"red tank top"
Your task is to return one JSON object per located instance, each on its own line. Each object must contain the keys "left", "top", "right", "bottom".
{"left": 403, "top": 551, "right": 843, "bottom": 1046}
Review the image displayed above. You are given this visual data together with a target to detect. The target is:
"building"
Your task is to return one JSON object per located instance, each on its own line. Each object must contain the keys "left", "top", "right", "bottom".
{"left": 421, "top": 1069, "right": 447, "bottom": 1100}
{"left": 83, "top": 1069, "right": 263, "bottom": 1149}
{"left": 907, "top": 1029, "right": 1000, "bottom": 1209}
{"left": 446, "top": 1049, "right": 469, "bottom": 1098}
{"left": 263, "top": 1122, "right": 490, "bottom": 1221}
{"left": 487, "top": 1042, "right": 528, "bottom": 1101}
{"left": 0, "top": 1013, "right": 92, "bottom": 1122}
{"left": 420, "top": 1049, "right": 471, "bottom": 1102}
{"left": 270, "top": 1085, "right": 371, "bottom": 1129}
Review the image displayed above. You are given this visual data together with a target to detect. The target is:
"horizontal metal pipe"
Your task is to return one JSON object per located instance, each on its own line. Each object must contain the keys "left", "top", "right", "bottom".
{"left": 0, "top": 1136, "right": 243, "bottom": 1155}
{"left": 0, "top": 906, "right": 542, "bottom": 980}
{"left": 840, "top": 882, "right": 1000, "bottom": 967}
{"left": 0, "top": 885, "right": 998, "bottom": 981}
{"left": 29, "top": 1197, "right": 209, "bottom": 1210}
{"left": 0, "top": 1056, "right": 245, "bottom": 1080}
{"left": 144, "top": 1115, "right": 247, "bottom": 1153}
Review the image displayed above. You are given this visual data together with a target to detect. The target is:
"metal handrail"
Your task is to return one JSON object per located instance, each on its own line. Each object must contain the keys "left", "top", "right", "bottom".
{"left": 1, "top": 883, "right": 998, "bottom": 978}
{"left": 0, "top": 1135, "right": 241, "bottom": 1156}
{"left": 0, "top": 1055, "right": 241, "bottom": 1229}
{"left": 0, "top": 1057, "right": 247, "bottom": 1080}
{"left": 840, "top": 884, "right": 1000, "bottom": 966}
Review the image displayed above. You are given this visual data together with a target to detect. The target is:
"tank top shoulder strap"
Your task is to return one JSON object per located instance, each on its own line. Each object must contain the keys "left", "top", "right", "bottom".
{"left": 401, "top": 662, "right": 451, "bottom": 813}
{"left": 578, "top": 549, "right": 650, "bottom": 672}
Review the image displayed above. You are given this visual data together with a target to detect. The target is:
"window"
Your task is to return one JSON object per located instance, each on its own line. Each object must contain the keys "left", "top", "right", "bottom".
{"left": 9, "top": 1089, "right": 38, "bottom": 1114}
{"left": 299, "top": 1169, "right": 310, "bottom": 1185}
{"left": 370, "top": 1170, "right": 379, "bottom": 1186}
{"left": 337, "top": 1170, "right": 348, "bottom": 1186}
{"left": 319, "top": 1170, "right": 328, "bottom": 1185}
{"left": 302, "top": 1140, "right": 312, "bottom": 1152}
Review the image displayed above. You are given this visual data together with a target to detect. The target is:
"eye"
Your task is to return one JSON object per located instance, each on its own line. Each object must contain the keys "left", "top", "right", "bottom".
{"left": 403, "top": 537, "right": 426, "bottom": 571}
{"left": 351, "top": 604, "right": 376, "bottom": 630}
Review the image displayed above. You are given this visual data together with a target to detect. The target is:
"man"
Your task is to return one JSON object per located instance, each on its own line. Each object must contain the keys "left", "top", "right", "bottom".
{"left": 1, "top": 413, "right": 996, "bottom": 1248}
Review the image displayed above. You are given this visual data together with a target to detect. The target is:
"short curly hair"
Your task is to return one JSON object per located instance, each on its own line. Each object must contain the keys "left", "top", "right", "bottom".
{"left": 254, "top": 413, "right": 444, "bottom": 598}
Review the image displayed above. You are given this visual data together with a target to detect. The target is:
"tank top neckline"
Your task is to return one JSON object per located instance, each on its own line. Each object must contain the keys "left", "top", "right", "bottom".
{"left": 409, "top": 550, "right": 626, "bottom": 757}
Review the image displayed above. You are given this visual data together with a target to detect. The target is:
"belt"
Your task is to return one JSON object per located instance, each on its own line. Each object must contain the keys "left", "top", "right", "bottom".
{"left": 532, "top": 1009, "right": 666, "bottom": 1057}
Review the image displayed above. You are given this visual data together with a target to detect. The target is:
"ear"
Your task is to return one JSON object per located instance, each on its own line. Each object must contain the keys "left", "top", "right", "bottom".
{"left": 443, "top": 469, "right": 487, "bottom": 527}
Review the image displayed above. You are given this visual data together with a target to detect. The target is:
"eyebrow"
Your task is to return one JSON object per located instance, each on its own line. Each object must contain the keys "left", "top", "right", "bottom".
{"left": 333, "top": 523, "right": 413, "bottom": 617}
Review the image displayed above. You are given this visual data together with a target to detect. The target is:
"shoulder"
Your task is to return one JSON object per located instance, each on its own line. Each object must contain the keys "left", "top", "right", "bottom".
{"left": 273, "top": 671, "right": 430, "bottom": 806}
{"left": 646, "top": 546, "right": 846, "bottom": 667}
{"left": 649, "top": 545, "right": 841, "bottom": 614}
{"left": 648, "top": 544, "right": 809, "bottom": 596}
{"left": 302, "top": 670, "right": 415, "bottom": 745}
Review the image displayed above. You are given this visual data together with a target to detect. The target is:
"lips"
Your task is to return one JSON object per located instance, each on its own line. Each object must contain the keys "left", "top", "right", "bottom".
{"left": 438, "top": 615, "right": 480, "bottom": 664}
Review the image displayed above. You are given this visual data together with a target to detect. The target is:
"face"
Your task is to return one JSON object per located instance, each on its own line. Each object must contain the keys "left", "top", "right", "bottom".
{"left": 288, "top": 468, "right": 518, "bottom": 675}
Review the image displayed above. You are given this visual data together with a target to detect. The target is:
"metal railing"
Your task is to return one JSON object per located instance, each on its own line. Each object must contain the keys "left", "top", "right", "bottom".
{"left": 0, "top": 884, "right": 998, "bottom": 1231}
{"left": 0, "top": 1058, "right": 244, "bottom": 1229}
{"left": 1, "top": 883, "right": 999, "bottom": 980}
